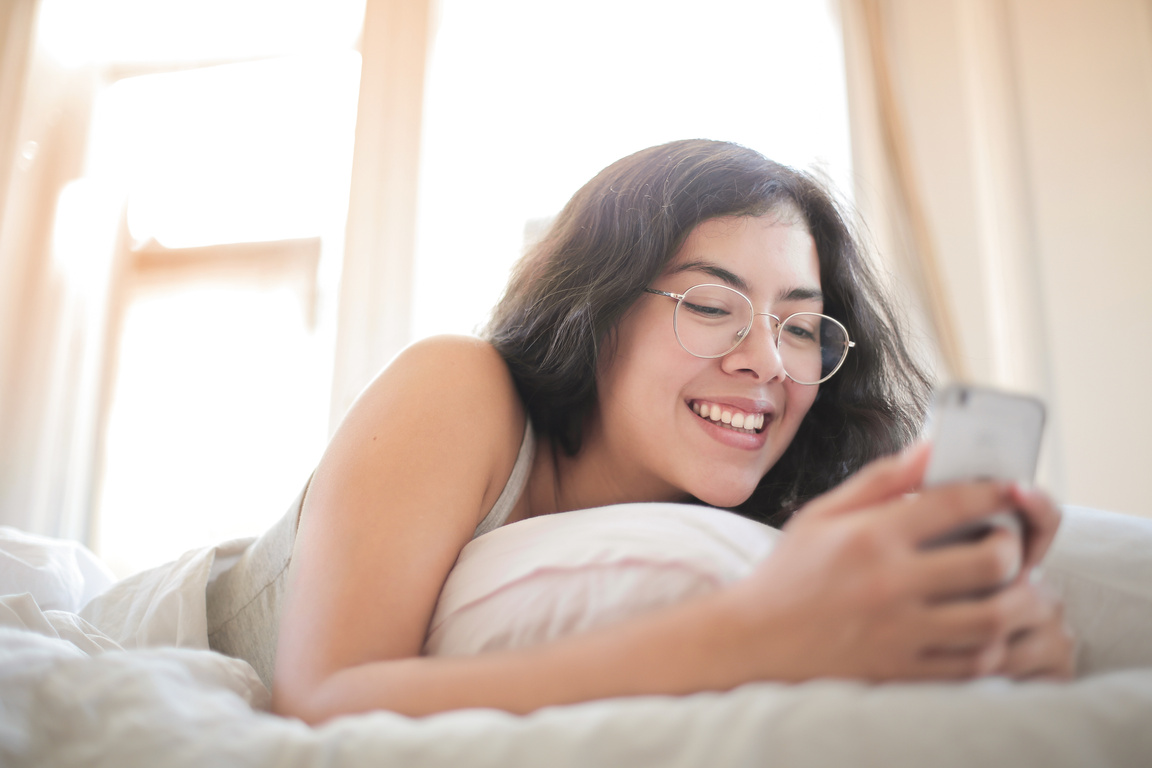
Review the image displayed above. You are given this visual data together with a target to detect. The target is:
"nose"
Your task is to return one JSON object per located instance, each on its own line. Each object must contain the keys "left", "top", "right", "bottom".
{"left": 720, "top": 312, "right": 787, "bottom": 381}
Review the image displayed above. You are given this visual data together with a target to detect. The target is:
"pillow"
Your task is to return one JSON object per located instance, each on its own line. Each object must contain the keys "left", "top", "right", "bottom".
{"left": 0, "top": 526, "right": 117, "bottom": 612}
{"left": 422, "top": 503, "right": 780, "bottom": 657}
{"left": 79, "top": 535, "right": 255, "bottom": 652}
{"left": 424, "top": 501, "right": 1152, "bottom": 678}
{"left": 1042, "top": 505, "right": 1152, "bottom": 675}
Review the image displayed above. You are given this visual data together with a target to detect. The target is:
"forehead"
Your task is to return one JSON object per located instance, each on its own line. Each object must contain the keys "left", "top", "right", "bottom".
{"left": 667, "top": 214, "right": 821, "bottom": 294}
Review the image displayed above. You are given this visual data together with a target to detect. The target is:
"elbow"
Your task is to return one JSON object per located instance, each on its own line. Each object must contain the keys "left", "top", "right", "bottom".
{"left": 270, "top": 689, "right": 315, "bottom": 725}
{"left": 270, "top": 673, "right": 331, "bottom": 726}
{"left": 271, "top": 657, "right": 439, "bottom": 721}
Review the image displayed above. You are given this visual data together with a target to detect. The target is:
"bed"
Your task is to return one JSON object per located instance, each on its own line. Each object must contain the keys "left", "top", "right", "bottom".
{"left": 2, "top": 501, "right": 1151, "bottom": 767}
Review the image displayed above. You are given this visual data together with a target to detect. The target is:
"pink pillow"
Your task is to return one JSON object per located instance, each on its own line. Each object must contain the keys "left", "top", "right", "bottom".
{"left": 423, "top": 503, "right": 779, "bottom": 657}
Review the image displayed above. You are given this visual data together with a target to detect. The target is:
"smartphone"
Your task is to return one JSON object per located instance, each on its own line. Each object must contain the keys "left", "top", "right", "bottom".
{"left": 923, "top": 384, "right": 1046, "bottom": 488}
{"left": 921, "top": 384, "right": 1046, "bottom": 549}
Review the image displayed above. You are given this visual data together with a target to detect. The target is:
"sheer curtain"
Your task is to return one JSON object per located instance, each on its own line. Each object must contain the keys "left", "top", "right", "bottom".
{"left": 0, "top": 0, "right": 119, "bottom": 540}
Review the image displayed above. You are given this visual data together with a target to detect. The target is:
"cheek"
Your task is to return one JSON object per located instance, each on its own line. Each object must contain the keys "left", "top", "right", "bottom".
{"left": 597, "top": 320, "right": 672, "bottom": 410}
{"left": 784, "top": 383, "right": 819, "bottom": 428}
{"left": 603, "top": 308, "right": 684, "bottom": 386}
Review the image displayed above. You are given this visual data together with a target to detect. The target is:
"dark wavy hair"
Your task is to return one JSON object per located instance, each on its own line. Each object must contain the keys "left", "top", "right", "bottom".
{"left": 484, "top": 139, "right": 932, "bottom": 527}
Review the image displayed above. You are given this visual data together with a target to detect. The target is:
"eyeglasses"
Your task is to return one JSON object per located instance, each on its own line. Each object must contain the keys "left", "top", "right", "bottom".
{"left": 645, "top": 284, "right": 855, "bottom": 385}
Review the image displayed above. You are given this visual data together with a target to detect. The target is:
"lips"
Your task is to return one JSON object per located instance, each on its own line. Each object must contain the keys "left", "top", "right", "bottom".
{"left": 689, "top": 399, "right": 769, "bottom": 434}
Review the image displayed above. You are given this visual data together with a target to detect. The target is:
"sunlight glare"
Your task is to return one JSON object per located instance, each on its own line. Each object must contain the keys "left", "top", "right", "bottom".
{"left": 87, "top": 53, "right": 361, "bottom": 249}
{"left": 38, "top": 0, "right": 366, "bottom": 67}
{"left": 412, "top": 0, "right": 852, "bottom": 339}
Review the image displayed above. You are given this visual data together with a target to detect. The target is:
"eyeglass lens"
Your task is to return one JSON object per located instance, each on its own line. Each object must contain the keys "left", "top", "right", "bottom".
{"left": 672, "top": 284, "right": 850, "bottom": 384}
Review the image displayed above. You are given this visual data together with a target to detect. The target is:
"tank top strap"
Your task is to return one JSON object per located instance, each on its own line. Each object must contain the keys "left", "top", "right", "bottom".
{"left": 471, "top": 416, "right": 535, "bottom": 539}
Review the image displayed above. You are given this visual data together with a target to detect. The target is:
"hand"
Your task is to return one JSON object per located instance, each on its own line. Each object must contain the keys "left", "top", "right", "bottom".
{"left": 988, "top": 579, "right": 1077, "bottom": 680}
{"left": 976, "top": 483, "right": 1075, "bottom": 679}
{"left": 716, "top": 444, "right": 1066, "bottom": 684}
{"left": 1007, "top": 483, "right": 1062, "bottom": 571}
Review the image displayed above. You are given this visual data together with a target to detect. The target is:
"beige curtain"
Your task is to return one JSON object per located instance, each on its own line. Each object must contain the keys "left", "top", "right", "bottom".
{"left": 0, "top": 0, "right": 62, "bottom": 535}
{"left": 0, "top": 0, "right": 36, "bottom": 220}
{"left": 0, "top": 1, "right": 128, "bottom": 539}
{"left": 840, "top": 0, "right": 969, "bottom": 381}
{"left": 0, "top": 0, "right": 39, "bottom": 419}
{"left": 330, "top": 0, "right": 433, "bottom": 429}
{"left": 838, "top": 0, "right": 1091, "bottom": 496}
{"left": 840, "top": 0, "right": 1058, "bottom": 392}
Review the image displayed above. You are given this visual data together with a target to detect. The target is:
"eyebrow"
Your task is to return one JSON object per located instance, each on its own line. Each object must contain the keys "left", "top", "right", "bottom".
{"left": 669, "top": 260, "right": 824, "bottom": 303}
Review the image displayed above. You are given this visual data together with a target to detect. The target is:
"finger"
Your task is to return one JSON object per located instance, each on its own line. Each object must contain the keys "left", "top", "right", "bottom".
{"left": 886, "top": 481, "right": 1015, "bottom": 547}
{"left": 998, "top": 617, "right": 1077, "bottom": 680}
{"left": 906, "top": 646, "right": 998, "bottom": 681}
{"left": 798, "top": 442, "right": 931, "bottom": 521}
{"left": 1009, "top": 485, "right": 1062, "bottom": 569}
{"left": 922, "top": 580, "right": 1055, "bottom": 650}
{"left": 913, "top": 526, "right": 1024, "bottom": 601}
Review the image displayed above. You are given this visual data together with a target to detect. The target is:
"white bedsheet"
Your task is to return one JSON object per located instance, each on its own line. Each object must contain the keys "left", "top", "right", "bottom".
{"left": 2, "top": 507, "right": 1151, "bottom": 768}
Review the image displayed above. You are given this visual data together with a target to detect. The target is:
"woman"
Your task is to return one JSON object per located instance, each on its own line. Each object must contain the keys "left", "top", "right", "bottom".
{"left": 271, "top": 140, "right": 1073, "bottom": 723}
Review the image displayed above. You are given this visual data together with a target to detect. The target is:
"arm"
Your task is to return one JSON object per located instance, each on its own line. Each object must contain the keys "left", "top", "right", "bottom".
{"left": 270, "top": 335, "right": 533, "bottom": 720}
{"left": 271, "top": 335, "right": 791, "bottom": 721}
{"left": 272, "top": 348, "right": 1068, "bottom": 724}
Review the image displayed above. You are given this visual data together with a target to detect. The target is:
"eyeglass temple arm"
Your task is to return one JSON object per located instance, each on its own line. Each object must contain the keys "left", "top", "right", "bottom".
{"left": 644, "top": 288, "right": 684, "bottom": 301}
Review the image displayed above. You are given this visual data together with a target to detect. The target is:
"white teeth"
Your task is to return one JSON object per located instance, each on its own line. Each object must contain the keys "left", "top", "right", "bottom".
{"left": 691, "top": 401, "right": 766, "bottom": 433}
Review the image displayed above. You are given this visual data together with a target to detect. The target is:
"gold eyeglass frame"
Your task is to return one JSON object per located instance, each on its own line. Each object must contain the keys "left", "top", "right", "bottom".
{"left": 645, "top": 284, "right": 856, "bottom": 385}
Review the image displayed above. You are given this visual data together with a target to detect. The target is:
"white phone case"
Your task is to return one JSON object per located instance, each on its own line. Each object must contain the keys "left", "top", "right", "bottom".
{"left": 921, "top": 384, "right": 1045, "bottom": 555}
{"left": 923, "top": 384, "right": 1045, "bottom": 488}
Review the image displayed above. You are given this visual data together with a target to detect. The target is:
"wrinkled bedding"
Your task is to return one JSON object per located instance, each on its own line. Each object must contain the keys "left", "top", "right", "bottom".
{"left": 2, "top": 505, "right": 1151, "bottom": 768}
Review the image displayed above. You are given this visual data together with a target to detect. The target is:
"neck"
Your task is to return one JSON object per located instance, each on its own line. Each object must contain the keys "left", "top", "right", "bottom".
{"left": 524, "top": 423, "right": 688, "bottom": 519}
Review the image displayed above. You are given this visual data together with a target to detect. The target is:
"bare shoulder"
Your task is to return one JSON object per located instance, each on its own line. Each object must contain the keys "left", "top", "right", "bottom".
{"left": 383, "top": 334, "right": 521, "bottom": 410}
{"left": 321, "top": 335, "right": 526, "bottom": 517}
{"left": 275, "top": 336, "right": 527, "bottom": 693}
{"left": 348, "top": 335, "right": 524, "bottom": 456}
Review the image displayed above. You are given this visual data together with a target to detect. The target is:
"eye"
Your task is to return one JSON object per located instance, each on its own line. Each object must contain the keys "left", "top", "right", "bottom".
{"left": 784, "top": 324, "right": 816, "bottom": 340}
{"left": 678, "top": 285, "right": 745, "bottom": 321}
{"left": 681, "top": 300, "right": 731, "bottom": 319}
{"left": 781, "top": 316, "right": 821, "bottom": 344}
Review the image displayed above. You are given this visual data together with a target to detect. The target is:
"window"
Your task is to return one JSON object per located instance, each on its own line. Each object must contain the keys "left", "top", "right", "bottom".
{"left": 33, "top": 0, "right": 366, "bottom": 576}
{"left": 13, "top": 0, "right": 850, "bottom": 576}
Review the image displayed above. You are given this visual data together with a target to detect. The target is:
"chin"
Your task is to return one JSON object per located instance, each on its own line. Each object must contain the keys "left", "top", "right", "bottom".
{"left": 689, "top": 479, "right": 759, "bottom": 510}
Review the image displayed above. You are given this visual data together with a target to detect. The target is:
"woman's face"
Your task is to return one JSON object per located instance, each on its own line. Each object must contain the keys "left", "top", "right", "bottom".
{"left": 593, "top": 213, "right": 823, "bottom": 507}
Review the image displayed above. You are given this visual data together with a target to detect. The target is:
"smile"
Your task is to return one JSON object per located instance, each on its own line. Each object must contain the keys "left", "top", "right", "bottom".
{"left": 690, "top": 400, "right": 767, "bottom": 434}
